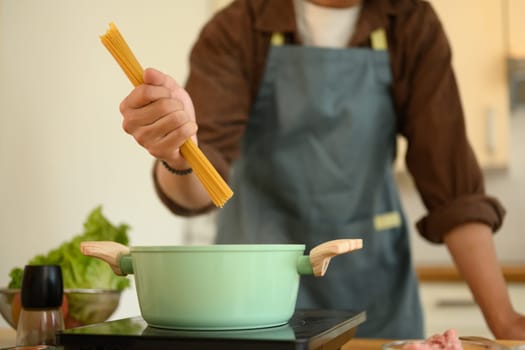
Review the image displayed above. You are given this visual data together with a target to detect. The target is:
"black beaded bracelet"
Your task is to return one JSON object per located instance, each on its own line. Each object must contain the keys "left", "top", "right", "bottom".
{"left": 161, "top": 160, "right": 193, "bottom": 175}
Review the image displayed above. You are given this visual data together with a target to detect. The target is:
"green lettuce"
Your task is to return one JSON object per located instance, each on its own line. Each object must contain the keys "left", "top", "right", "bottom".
{"left": 8, "top": 206, "right": 131, "bottom": 291}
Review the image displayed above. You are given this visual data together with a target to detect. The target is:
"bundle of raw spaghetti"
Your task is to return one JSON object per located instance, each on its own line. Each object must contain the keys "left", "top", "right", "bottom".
{"left": 100, "top": 22, "right": 233, "bottom": 207}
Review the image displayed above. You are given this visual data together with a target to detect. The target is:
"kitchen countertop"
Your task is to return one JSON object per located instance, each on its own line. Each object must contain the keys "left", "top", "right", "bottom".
{"left": 0, "top": 328, "right": 15, "bottom": 348}
{"left": 416, "top": 264, "right": 525, "bottom": 282}
{"left": 2, "top": 328, "right": 524, "bottom": 350}
{"left": 343, "top": 338, "right": 525, "bottom": 350}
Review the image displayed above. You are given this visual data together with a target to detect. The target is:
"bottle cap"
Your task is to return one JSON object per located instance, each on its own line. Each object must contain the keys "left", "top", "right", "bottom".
{"left": 20, "top": 265, "right": 63, "bottom": 309}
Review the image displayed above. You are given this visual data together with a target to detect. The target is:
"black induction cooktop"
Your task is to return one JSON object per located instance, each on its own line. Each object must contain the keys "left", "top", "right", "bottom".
{"left": 56, "top": 309, "right": 366, "bottom": 350}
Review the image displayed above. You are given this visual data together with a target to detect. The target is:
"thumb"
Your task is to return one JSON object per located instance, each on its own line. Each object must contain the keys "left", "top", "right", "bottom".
{"left": 143, "top": 67, "right": 182, "bottom": 90}
{"left": 144, "top": 67, "right": 196, "bottom": 123}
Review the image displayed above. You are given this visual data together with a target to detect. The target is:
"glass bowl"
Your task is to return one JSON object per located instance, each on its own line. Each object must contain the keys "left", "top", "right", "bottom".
{"left": 382, "top": 339, "right": 493, "bottom": 350}
{"left": 0, "top": 288, "right": 121, "bottom": 329}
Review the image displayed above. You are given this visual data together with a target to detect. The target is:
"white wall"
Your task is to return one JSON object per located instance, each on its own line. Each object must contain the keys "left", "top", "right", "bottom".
{"left": 0, "top": 0, "right": 216, "bottom": 327}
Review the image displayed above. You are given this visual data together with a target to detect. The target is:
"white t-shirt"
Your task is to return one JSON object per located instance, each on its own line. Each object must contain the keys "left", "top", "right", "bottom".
{"left": 293, "top": 0, "right": 362, "bottom": 48}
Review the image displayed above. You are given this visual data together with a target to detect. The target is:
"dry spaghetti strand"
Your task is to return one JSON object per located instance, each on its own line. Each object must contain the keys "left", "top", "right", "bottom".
{"left": 100, "top": 22, "right": 233, "bottom": 207}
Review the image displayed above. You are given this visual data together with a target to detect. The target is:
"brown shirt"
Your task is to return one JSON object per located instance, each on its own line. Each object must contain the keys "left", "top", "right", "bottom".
{"left": 154, "top": 0, "right": 505, "bottom": 243}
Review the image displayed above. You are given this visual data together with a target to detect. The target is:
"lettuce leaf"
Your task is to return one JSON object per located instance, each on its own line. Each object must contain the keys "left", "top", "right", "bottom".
{"left": 8, "top": 206, "right": 131, "bottom": 291}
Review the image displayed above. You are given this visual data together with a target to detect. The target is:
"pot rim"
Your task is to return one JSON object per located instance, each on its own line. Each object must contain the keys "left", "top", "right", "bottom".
{"left": 130, "top": 244, "right": 306, "bottom": 252}
{"left": 0, "top": 288, "right": 121, "bottom": 294}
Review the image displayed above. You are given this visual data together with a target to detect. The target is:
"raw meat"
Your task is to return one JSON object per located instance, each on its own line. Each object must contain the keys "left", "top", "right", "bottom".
{"left": 402, "top": 329, "right": 463, "bottom": 350}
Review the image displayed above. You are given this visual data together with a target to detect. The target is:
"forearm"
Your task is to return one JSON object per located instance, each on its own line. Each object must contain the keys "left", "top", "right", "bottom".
{"left": 444, "top": 222, "right": 516, "bottom": 337}
{"left": 155, "top": 158, "right": 213, "bottom": 211}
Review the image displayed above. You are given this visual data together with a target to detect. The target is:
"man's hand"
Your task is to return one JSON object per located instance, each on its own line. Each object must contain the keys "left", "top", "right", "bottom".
{"left": 119, "top": 67, "right": 197, "bottom": 169}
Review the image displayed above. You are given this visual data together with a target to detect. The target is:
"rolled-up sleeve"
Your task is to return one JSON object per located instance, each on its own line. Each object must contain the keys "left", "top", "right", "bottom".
{"left": 393, "top": 2, "right": 506, "bottom": 243}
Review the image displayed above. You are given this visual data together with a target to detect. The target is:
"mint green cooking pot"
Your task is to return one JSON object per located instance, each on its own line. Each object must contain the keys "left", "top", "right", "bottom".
{"left": 80, "top": 239, "right": 362, "bottom": 330}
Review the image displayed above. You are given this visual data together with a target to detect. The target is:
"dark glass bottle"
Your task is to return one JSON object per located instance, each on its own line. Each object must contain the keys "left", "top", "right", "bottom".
{"left": 16, "top": 265, "right": 65, "bottom": 346}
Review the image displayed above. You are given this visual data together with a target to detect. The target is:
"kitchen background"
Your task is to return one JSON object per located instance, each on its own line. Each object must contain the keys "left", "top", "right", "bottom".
{"left": 0, "top": 0, "right": 524, "bottom": 337}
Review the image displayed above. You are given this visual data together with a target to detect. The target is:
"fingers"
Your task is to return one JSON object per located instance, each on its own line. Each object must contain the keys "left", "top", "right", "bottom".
{"left": 143, "top": 67, "right": 196, "bottom": 122}
{"left": 120, "top": 84, "right": 172, "bottom": 111}
{"left": 120, "top": 68, "right": 189, "bottom": 112}
{"left": 122, "top": 95, "right": 184, "bottom": 131}
{"left": 146, "top": 120, "right": 198, "bottom": 161}
{"left": 119, "top": 68, "right": 198, "bottom": 162}
{"left": 131, "top": 109, "right": 197, "bottom": 159}
{"left": 143, "top": 67, "right": 180, "bottom": 90}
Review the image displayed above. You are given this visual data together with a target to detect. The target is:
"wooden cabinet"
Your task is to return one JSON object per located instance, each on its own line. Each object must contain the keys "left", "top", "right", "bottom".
{"left": 506, "top": 0, "right": 525, "bottom": 110}
{"left": 396, "top": 0, "right": 511, "bottom": 172}
{"left": 430, "top": 0, "right": 509, "bottom": 169}
{"left": 417, "top": 266, "right": 525, "bottom": 337}
{"left": 507, "top": 0, "right": 525, "bottom": 58}
{"left": 419, "top": 282, "right": 525, "bottom": 337}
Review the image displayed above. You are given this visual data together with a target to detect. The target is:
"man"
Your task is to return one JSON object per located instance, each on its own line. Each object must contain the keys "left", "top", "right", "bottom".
{"left": 119, "top": 0, "right": 524, "bottom": 338}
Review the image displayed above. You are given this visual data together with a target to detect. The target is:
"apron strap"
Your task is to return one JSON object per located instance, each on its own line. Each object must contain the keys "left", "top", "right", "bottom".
{"left": 370, "top": 28, "right": 388, "bottom": 50}
{"left": 374, "top": 211, "right": 401, "bottom": 231}
{"left": 271, "top": 32, "right": 285, "bottom": 46}
{"left": 271, "top": 29, "right": 387, "bottom": 50}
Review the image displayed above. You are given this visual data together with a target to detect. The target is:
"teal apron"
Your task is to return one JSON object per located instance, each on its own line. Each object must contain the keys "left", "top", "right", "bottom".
{"left": 216, "top": 30, "right": 424, "bottom": 338}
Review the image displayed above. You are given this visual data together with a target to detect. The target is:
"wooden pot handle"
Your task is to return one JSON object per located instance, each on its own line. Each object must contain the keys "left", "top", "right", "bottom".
{"left": 80, "top": 241, "right": 130, "bottom": 276}
{"left": 309, "top": 239, "right": 363, "bottom": 277}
